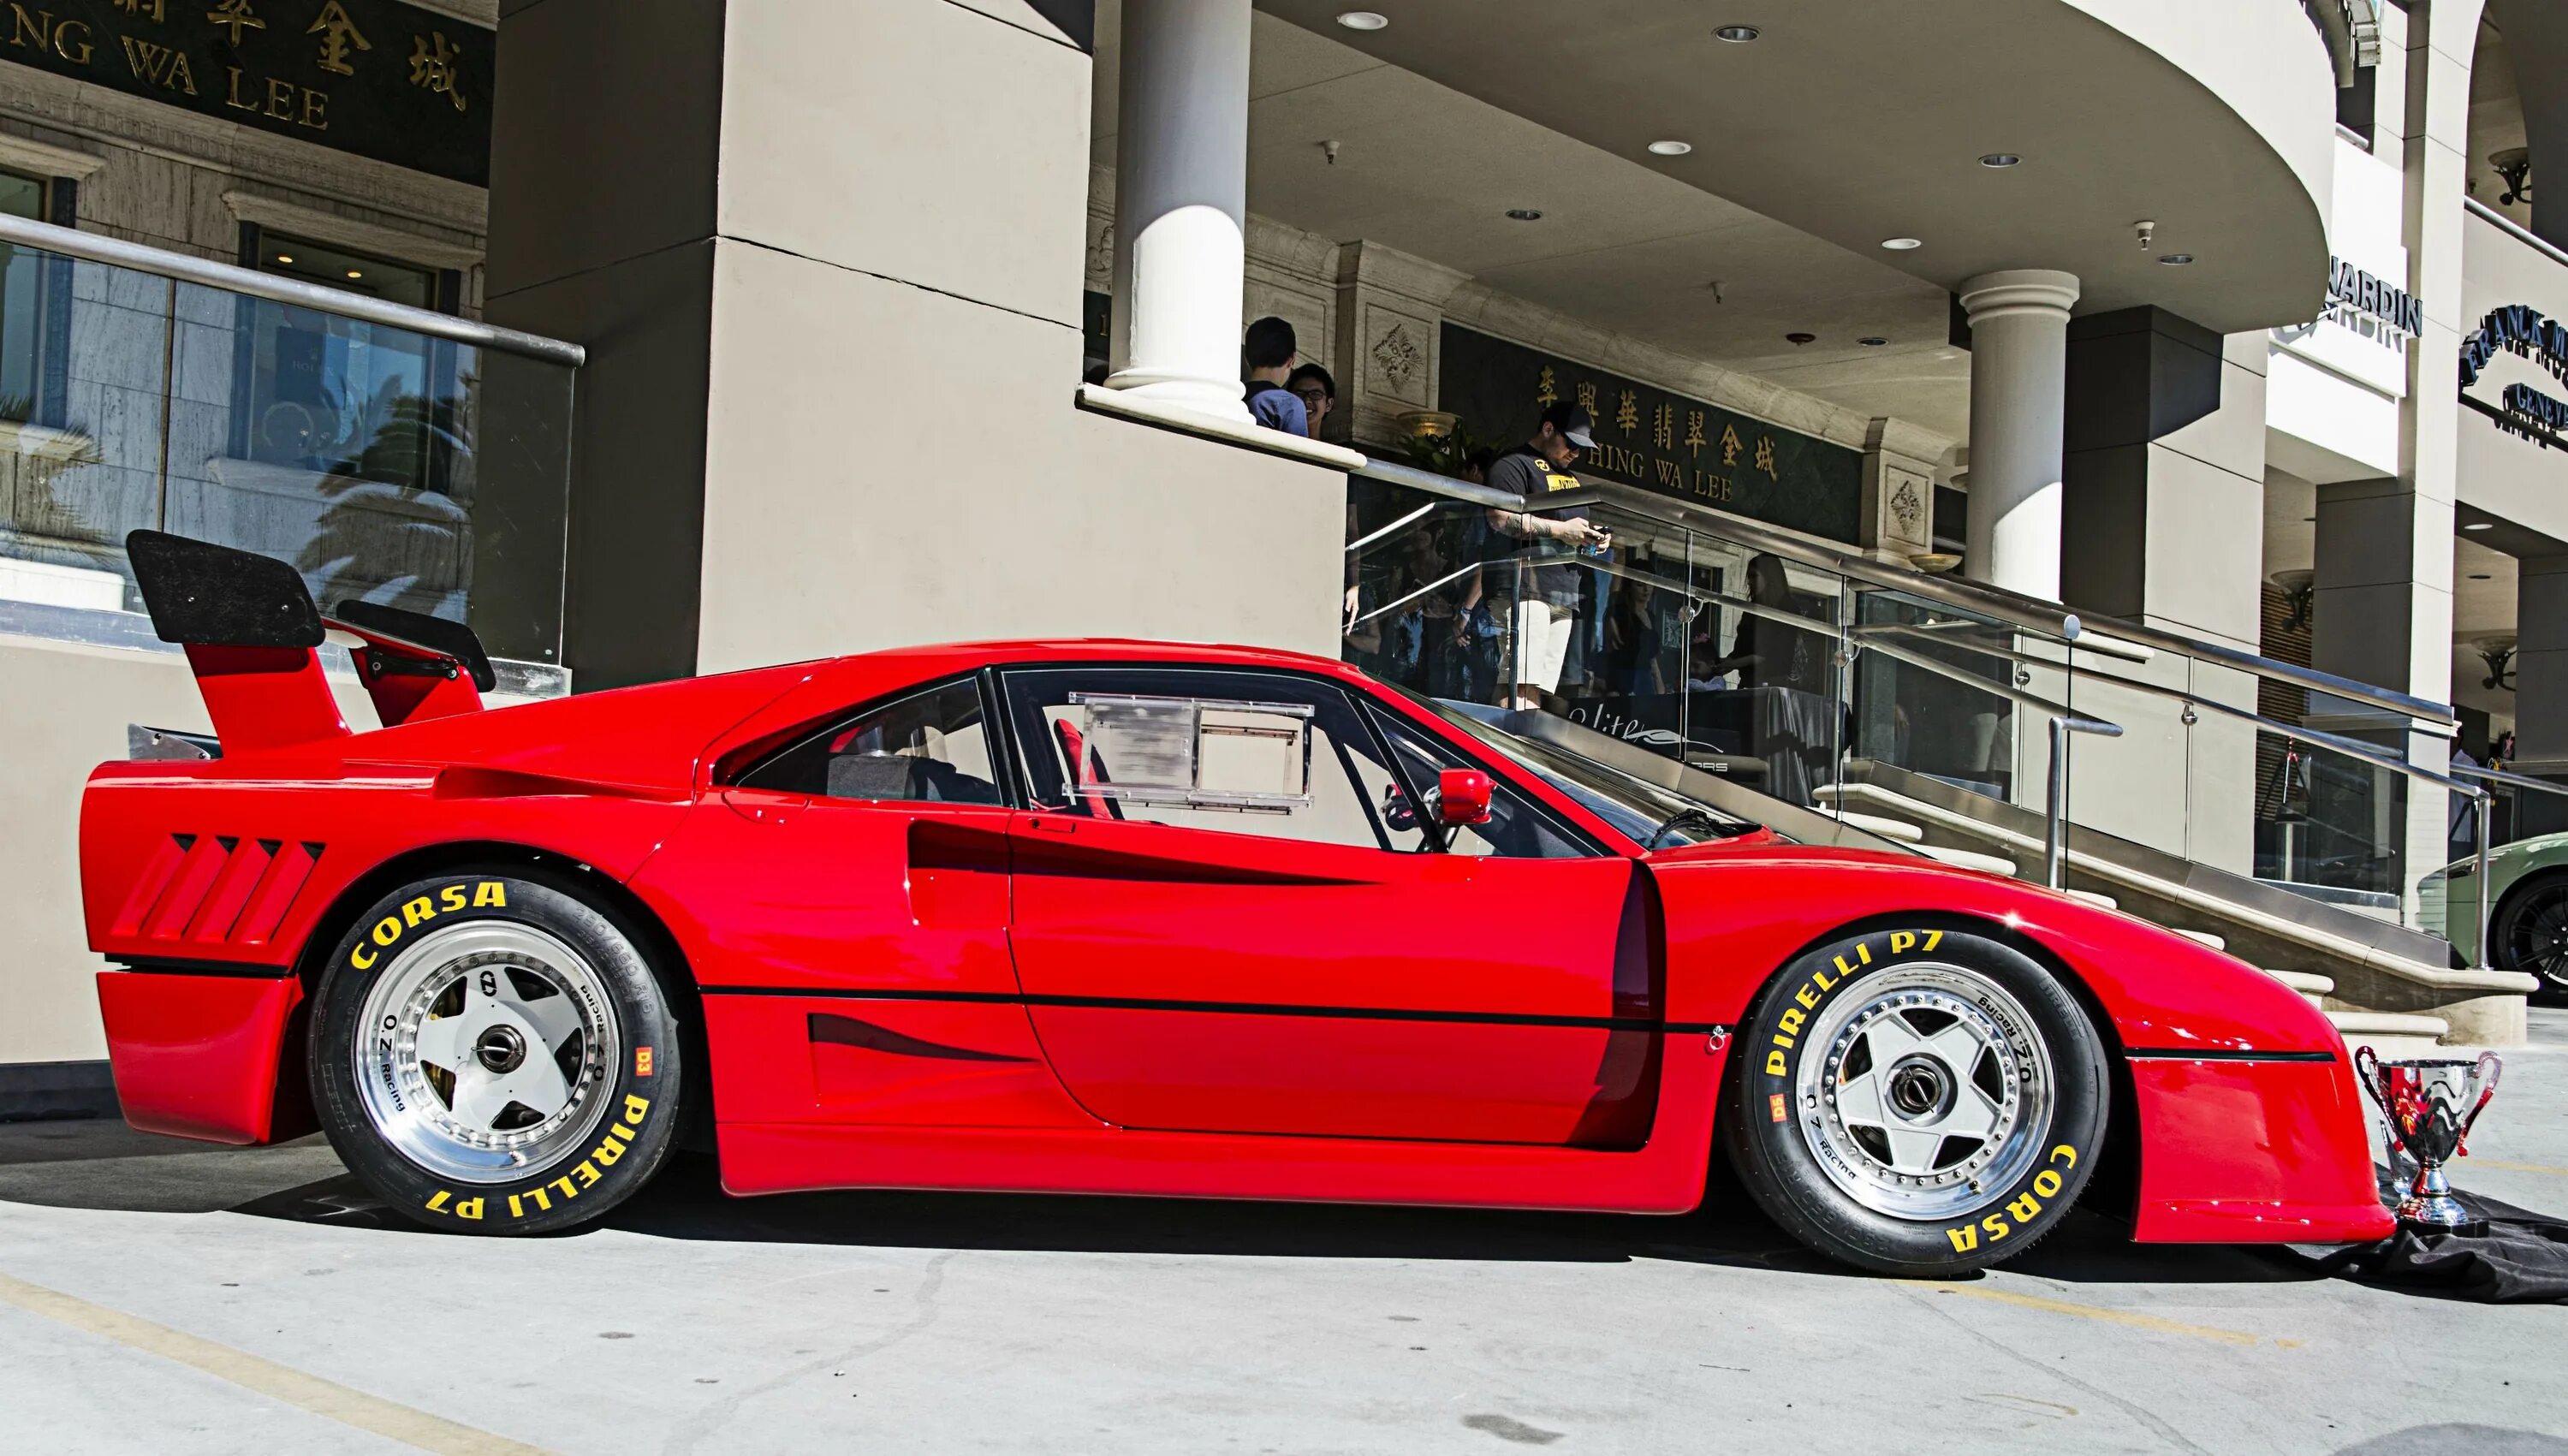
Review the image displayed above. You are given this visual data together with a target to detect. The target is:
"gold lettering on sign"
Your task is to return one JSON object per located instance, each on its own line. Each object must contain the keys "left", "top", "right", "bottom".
{"left": 1755, "top": 434, "right": 1777, "bottom": 480}
{"left": 113, "top": 0, "right": 164, "bottom": 21}
{"left": 1614, "top": 389, "right": 1639, "bottom": 436}
{"left": 1719, "top": 424, "right": 1742, "bottom": 467}
{"left": 205, "top": 0, "right": 260, "bottom": 45}
{"left": 1683, "top": 410, "right": 1706, "bottom": 456}
{"left": 1535, "top": 365, "right": 1556, "bottom": 407}
{"left": 9, "top": 6, "right": 96, "bottom": 63}
{"left": 223, "top": 64, "right": 324, "bottom": 128}
{"left": 117, "top": 33, "right": 194, "bottom": 91}
{"left": 1574, "top": 380, "right": 1596, "bottom": 415}
{"left": 407, "top": 29, "right": 463, "bottom": 110}
{"left": 1651, "top": 401, "right": 1675, "bottom": 451}
{"left": 306, "top": 0, "right": 366, "bottom": 74}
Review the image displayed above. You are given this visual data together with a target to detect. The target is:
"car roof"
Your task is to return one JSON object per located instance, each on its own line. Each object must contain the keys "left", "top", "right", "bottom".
{"left": 834, "top": 638, "right": 1373, "bottom": 681}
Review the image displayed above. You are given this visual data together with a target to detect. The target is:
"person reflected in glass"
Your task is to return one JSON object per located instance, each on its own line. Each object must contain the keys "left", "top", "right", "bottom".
{"left": 1700, "top": 552, "right": 1825, "bottom": 693}
{"left": 1482, "top": 403, "right": 1609, "bottom": 710}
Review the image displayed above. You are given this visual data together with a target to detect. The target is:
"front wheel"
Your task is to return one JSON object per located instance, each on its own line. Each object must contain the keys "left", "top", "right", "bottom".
{"left": 309, "top": 872, "right": 684, "bottom": 1234}
{"left": 2492, "top": 872, "right": 2568, "bottom": 1003}
{"left": 1723, "top": 926, "right": 2108, "bottom": 1275}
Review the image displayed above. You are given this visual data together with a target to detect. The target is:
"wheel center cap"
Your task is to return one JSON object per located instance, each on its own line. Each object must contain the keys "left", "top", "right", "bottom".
{"left": 474, "top": 1023, "right": 527, "bottom": 1074}
{"left": 1885, "top": 1055, "right": 1953, "bottom": 1122}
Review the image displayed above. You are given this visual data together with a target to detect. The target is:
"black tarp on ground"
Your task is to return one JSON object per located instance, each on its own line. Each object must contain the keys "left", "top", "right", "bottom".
{"left": 2317, "top": 1177, "right": 2568, "bottom": 1304}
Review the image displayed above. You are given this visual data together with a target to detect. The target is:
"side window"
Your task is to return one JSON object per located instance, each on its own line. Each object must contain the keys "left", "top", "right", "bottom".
{"left": 740, "top": 677, "right": 1002, "bottom": 805}
{"left": 1003, "top": 668, "right": 1426, "bottom": 853}
{"left": 1367, "top": 710, "right": 1592, "bottom": 859}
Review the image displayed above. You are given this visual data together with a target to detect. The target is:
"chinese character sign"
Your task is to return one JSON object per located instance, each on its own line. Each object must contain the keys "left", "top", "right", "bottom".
{"left": 0, "top": 0, "right": 492, "bottom": 184}
{"left": 1435, "top": 323, "right": 1862, "bottom": 544}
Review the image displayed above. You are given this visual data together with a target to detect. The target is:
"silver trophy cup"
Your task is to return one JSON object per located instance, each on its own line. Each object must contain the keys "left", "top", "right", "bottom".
{"left": 2353, "top": 1046, "right": 2502, "bottom": 1231}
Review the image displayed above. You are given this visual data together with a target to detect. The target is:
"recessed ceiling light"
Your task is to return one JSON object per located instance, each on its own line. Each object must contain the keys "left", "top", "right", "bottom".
{"left": 1714, "top": 24, "right": 1761, "bottom": 42}
{"left": 2464, "top": 521, "right": 2495, "bottom": 531}
{"left": 1786, "top": 332, "right": 1816, "bottom": 345}
{"left": 274, "top": 253, "right": 294, "bottom": 264}
{"left": 1647, "top": 140, "right": 1693, "bottom": 157}
{"left": 2470, "top": 573, "right": 2494, "bottom": 580}
{"left": 345, "top": 270, "right": 364, "bottom": 279}
{"left": 1881, "top": 237, "right": 1923, "bottom": 251}
{"left": 1505, "top": 208, "right": 1543, "bottom": 221}
{"left": 1858, "top": 336, "right": 1888, "bottom": 347}
{"left": 1980, "top": 153, "right": 2021, "bottom": 169}
{"left": 1335, "top": 11, "right": 1388, "bottom": 30}
{"left": 2158, "top": 253, "right": 2195, "bottom": 265}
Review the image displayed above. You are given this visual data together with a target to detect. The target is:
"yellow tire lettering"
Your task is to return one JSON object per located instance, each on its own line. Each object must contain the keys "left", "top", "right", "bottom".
{"left": 1830, "top": 954, "right": 1858, "bottom": 979}
{"left": 574, "top": 1160, "right": 603, "bottom": 1188}
{"left": 2034, "top": 1169, "right": 2063, "bottom": 1198}
{"left": 1813, "top": 966, "right": 1838, "bottom": 992}
{"left": 371, "top": 916, "right": 401, "bottom": 947}
{"left": 1946, "top": 1224, "right": 1979, "bottom": 1253}
{"left": 473, "top": 881, "right": 507, "bottom": 907}
{"left": 508, "top": 1193, "right": 524, "bottom": 1219}
{"left": 2049, "top": 1144, "right": 2078, "bottom": 1169}
{"left": 1778, "top": 1007, "right": 1806, "bottom": 1037}
{"left": 593, "top": 1138, "right": 624, "bottom": 1167}
{"left": 439, "top": 885, "right": 467, "bottom": 912}
{"left": 526, "top": 1186, "right": 551, "bottom": 1212}
{"left": 622, "top": 1094, "right": 651, "bottom": 1124}
{"left": 350, "top": 943, "right": 376, "bottom": 970}
{"left": 1923, "top": 930, "right": 1943, "bottom": 952}
{"left": 1857, "top": 942, "right": 1873, "bottom": 965}
{"left": 1890, "top": 931, "right": 1917, "bottom": 954}
{"left": 2006, "top": 1192, "right": 2043, "bottom": 1222}
{"left": 454, "top": 1197, "right": 482, "bottom": 1221}
{"left": 425, "top": 1191, "right": 451, "bottom": 1215}
{"left": 550, "top": 1175, "right": 577, "bottom": 1200}
{"left": 401, "top": 895, "right": 435, "bottom": 928}
{"left": 610, "top": 1123, "right": 635, "bottom": 1143}
{"left": 1763, "top": 1049, "right": 1787, "bottom": 1076}
{"left": 1982, "top": 1214, "right": 2009, "bottom": 1240}
{"left": 1795, "top": 982, "right": 1822, "bottom": 1010}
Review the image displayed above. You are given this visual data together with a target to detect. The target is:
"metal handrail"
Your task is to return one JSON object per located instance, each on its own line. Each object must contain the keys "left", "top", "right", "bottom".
{"left": 0, "top": 213, "right": 586, "bottom": 367}
{"left": 2444, "top": 758, "right": 2568, "bottom": 800}
{"left": 2047, "top": 715, "right": 2125, "bottom": 888}
{"left": 2465, "top": 196, "right": 2568, "bottom": 273}
{"left": 1351, "top": 455, "right": 2449, "bottom": 727}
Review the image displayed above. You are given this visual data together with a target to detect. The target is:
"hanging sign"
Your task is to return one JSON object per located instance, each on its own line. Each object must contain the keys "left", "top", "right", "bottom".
{"left": 2459, "top": 304, "right": 2568, "bottom": 450}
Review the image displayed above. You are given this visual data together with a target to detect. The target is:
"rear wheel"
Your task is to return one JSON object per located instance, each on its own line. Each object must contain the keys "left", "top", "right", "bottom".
{"left": 1723, "top": 926, "right": 2108, "bottom": 1275}
{"left": 309, "top": 872, "right": 682, "bottom": 1233}
{"left": 2493, "top": 872, "right": 2568, "bottom": 1003}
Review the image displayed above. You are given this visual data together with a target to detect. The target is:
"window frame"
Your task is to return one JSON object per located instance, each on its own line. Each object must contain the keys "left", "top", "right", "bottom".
{"left": 994, "top": 660, "right": 1608, "bottom": 859}
{"left": 728, "top": 671, "right": 1017, "bottom": 809}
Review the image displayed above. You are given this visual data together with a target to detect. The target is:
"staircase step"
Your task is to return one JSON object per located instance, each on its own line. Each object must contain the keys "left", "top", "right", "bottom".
{"left": 1917, "top": 844, "right": 2018, "bottom": 876}
{"left": 2328, "top": 1011, "right": 2452, "bottom": 1042}
{"left": 1833, "top": 810, "right": 1925, "bottom": 844}
{"left": 2267, "top": 969, "right": 2335, "bottom": 996}
{"left": 2168, "top": 927, "right": 2227, "bottom": 952}
{"left": 2065, "top": 889, "right": 2119, "bottom": 910}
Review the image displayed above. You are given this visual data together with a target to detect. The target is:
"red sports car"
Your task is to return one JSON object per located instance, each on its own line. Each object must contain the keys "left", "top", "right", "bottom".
{"left": 81, "top": 532, "right": 2392, "bottom": 1274}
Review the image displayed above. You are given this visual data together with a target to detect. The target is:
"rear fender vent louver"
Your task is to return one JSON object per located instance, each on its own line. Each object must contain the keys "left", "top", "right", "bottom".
{"left": 110, "top": 834, "right": 323, "bottom": 948}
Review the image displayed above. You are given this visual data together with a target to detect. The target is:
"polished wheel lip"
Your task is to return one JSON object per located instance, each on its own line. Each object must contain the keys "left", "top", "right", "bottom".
{"left": 351, "top": 920, "right": 619, "bottom": 1186}
{"left": 1792, "top": 963, "right": 2055, "bottom": 1221}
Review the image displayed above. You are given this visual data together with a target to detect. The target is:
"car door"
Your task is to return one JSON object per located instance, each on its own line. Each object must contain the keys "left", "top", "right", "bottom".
{"left": 996, "top": 663, "right": 1659, "bottom": 1146}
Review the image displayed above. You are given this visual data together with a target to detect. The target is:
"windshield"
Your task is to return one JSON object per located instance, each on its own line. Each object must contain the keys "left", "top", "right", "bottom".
{"left": 1409, "top": 694, "right": 1761, "bottom": 849}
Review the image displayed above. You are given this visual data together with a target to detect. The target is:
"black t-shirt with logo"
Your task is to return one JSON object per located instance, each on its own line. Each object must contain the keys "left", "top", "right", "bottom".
{"left": 1482, "top": 446, "right": 1590, "bottom": 607}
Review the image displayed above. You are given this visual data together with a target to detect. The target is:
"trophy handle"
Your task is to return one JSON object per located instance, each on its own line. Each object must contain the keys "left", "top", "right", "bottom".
{"left": 2455, "top": 1051, "right": 2503, "bottom": 1156}
{"left": 2352, "top": 1044, "right": 2388, "bottom": 1114}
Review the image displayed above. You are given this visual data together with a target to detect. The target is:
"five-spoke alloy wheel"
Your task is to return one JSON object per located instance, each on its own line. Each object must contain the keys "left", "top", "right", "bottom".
{"left": 311, "top": 872, "right": 684, "bottom": 1234}
{"left": 1725, "top": 926, "right": 2108, "bottom": 1275}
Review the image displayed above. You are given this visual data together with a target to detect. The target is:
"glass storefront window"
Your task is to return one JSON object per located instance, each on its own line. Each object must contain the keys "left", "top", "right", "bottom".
{"left": 0, "top": 169, "right": 50, "bottom": 423}
{"left": 255, "top": 235, "right": 437, "bottom": 311}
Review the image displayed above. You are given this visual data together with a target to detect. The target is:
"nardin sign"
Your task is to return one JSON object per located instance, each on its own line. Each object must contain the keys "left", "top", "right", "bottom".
{"left": 2324, "top": 255, "right": 2422, "bottom": 349}
{"left": 2459, "top": 304, "right": 2568, "bottom": 450}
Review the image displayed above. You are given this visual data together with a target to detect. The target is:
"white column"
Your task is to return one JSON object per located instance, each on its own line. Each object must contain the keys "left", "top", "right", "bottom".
{"left": 1103, "top": 0, "right": 1253, "bottom": 423}
{"left": 1959, "top": 270, "right": 2081, "bottom": 601}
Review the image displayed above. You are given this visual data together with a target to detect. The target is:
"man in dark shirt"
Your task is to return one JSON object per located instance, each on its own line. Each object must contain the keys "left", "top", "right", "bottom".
{"left": 1481, "top": 401, "right": 1610, "bottom": 710}
{"left": 1242, "top": 317, "right": 1306, "bottom": 435}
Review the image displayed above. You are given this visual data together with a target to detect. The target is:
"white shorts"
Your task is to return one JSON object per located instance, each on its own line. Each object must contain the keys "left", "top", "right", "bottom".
{"left": 1512, "top": 599, "right": 1575, "bottom": 692}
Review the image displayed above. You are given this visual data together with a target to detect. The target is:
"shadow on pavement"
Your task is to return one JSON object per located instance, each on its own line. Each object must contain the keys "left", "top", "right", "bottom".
{"left": 0, "top": 1119, "right": 2356, "bottom": 1287}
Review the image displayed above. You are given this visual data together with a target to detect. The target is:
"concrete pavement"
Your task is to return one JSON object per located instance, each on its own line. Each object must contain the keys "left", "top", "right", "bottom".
{"left": 1, "top": 1014, "right": 2565, "bottom": 1454}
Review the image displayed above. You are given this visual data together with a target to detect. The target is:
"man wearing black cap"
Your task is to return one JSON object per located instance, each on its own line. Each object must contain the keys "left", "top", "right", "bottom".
{"left": 1480, "top": 402, "right": 1611, "bottom": 710}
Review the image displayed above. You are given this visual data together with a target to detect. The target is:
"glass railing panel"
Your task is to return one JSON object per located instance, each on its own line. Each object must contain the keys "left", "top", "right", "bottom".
{"left": 1342, "top": 472, "right": 1516, "bottom": 709}
{"left": 1654, "top": 524, "right": 1844, "bottom": 807}
{"left": 0, "top": 238, "right": 575, "bottom": 664}
{"left": 1850, "top": 586, "right": 2036, "bottom": 806}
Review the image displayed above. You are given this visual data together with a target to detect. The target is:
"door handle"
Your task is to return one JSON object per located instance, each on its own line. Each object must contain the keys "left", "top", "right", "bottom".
{"left": 1022, "top": 817, "right": 1078, "bottom": 836}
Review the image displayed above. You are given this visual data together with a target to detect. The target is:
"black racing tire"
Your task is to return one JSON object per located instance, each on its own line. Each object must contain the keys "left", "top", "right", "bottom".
{"left": 1722, "top": 925, "right": 2109, "bottom": 1275}
{"left": 308, "top": 871, "right": 684, "bottom": 1235}
{"left": 2491, "top": 871, "right": 2568, "bottom": 1003}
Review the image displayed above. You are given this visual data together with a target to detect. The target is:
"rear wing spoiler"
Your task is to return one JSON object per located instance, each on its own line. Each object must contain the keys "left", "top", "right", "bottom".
{"left": 126, "top": 530, "right": 496, "bottom": 753}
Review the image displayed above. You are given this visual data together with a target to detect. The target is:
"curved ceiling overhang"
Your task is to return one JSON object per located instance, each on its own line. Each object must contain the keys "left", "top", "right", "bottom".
{"left": 1256, "top": 0, "right": 2338, "bottom": 333}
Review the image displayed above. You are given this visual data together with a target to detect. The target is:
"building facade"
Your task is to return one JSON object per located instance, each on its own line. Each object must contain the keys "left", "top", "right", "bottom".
{"left": 1, "top": 0, "right": 2559, "bottom": 1108}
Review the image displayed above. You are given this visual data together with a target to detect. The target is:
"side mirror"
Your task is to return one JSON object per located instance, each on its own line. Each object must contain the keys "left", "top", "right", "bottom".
{"left": 1436, "top": 768, "right": 1494, "bottom": 825}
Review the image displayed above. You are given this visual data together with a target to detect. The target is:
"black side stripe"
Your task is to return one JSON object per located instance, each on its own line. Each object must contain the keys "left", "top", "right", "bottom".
{"left": 110, "top": 956, "right": 294, "bottom": 980}
{"left": 809, "top": 1013, "right": 1034, "bottom": 1063}
{"left": 2124, "top": 1047, "right": 2338, "bottom": 1064}
{"left": 708, "top": 984, "right": 1726, "bottom": 1036}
